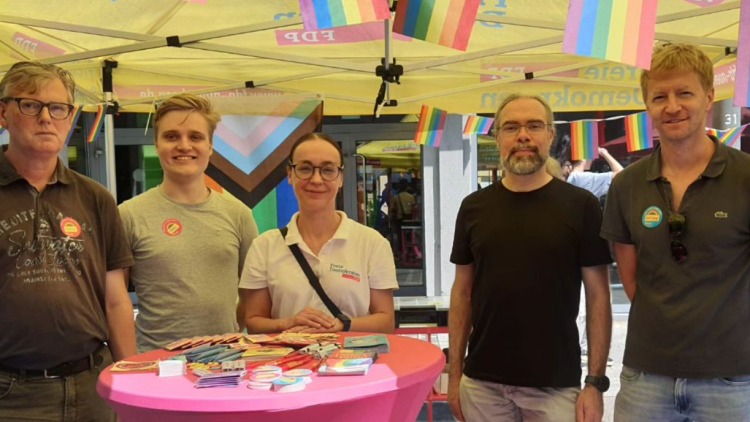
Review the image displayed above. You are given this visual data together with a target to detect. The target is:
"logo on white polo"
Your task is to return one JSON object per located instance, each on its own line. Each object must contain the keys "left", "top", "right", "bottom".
{"left": 329, "top": 263, "right": 361, "bottom": 282}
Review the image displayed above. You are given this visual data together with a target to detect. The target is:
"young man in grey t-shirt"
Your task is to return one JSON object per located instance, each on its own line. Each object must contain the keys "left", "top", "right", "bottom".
{"left": 120, "top": 94, "right": 258, "bottom": 352}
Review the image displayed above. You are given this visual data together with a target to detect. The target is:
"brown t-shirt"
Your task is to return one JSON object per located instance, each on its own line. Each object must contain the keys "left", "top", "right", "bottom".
{"left": 0, "top": 147, "right": 134, "bottom": 369}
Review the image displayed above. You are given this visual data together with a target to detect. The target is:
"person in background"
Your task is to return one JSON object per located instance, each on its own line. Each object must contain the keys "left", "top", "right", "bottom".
{"left": 0, "top": 61, "right": 135, "bottom": 420}
{"left": 602, "top": 43, "right": 750, "bottom": 421}
{"left": 449, "top": 93, "right": 612, "bottom": 422}
{"left": 563, "top": 147, "right": 624, "bottom": 198}
{"left": 239, "top": 133, "right": 397, "bottom": 334}
{"left": 119, "top": 93, "right": 258, "bottom": 352}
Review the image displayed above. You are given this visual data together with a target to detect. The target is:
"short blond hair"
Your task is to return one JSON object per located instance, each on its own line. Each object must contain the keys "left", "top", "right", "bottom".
{"left": 641, "top": 43, "right": 714, "bottom": 102}
{"left": 154, "top": 93, "right": 221, "bottom": 141}
{"left": 493, "top": 93, "right": 555, "bottom": 137}
{"left": 0, "top": 61, "right": 75, "bottom": 103}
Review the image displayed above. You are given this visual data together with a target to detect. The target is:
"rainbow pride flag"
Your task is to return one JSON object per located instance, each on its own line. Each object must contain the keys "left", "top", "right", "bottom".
{"left": 706, "top": 127, "right": 719, "bottom": 138}
{"left": 570, "top": 120, "right": 599, "bottom": 160}
{"left": 299, "top": 0, "right": 391, "bottom": 30}
{"left": 0, "top": 126, "right": 5, "bottom": 135}
{"left": 719, "top": 124, "right": 747, "bottom": 149}
{"left": 65, "top": 106, "right": 83, "bottom": 145}
{"left": 563, "top": 0, "right": 658, "bottom": 69}
{"left": 414, "top": 105, "right": 448, "bottom": 148}
{"left": 734, "top": 0, "right": 750, "bottom": 107}
{"left": 624, "top": 112, "right": 653, "bottom": 152}
{"left": 392, "top": 0, "right": 482, "bottom": 51}
{"left": 463, "top": 115, "right": 494, "bottom": 136}
{"left": 86, "top": 104, "right": 106, "bottom": 144}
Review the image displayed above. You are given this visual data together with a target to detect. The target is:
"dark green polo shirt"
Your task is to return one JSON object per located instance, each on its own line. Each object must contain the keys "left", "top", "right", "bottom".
{"left": 602, "top": 137, "right": 750, "bottom": 378}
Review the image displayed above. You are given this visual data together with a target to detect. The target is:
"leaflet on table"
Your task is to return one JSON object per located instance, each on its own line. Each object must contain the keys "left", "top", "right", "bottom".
{"left": 110, "top": 360, "right": 160, "bottom": 372}
{"left": 344, "top": 335, "right": 390, "bottom": 354}
{"left": 317, "top": 349, "right": 378, "bottom": 376}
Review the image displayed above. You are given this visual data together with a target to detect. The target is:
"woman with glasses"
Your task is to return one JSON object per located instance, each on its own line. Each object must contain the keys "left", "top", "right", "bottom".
{"left": 239, "top": 133, "right": 398, "bottom": 334}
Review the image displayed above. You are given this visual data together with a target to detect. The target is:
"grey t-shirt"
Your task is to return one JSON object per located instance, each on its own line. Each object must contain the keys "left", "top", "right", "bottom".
{"left": 601, "top": 139, "right": 750, "bottom": 378}
{"left": 120, "top": 186, "right": 258, "bottom": 352}
{"left": 567, "top": 171, "right": 613, "bottom": 198}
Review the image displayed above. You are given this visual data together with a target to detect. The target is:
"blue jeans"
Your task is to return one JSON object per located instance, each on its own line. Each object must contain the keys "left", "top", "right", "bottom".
{"left": 615, "top": 366, "right": 750, "bottom": 422}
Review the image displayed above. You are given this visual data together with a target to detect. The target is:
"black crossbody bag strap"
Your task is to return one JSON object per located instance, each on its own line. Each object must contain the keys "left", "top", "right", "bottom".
{"left": 279, "top": 227, "right": 343, "bottom": 317}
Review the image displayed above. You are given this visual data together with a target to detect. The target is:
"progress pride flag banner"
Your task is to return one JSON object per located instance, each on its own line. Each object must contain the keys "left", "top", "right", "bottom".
{"left": 276, "top": 21, "right": 411, "bottom": 46}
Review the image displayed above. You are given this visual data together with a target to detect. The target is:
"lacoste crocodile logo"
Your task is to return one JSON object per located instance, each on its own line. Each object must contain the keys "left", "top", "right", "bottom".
{"left": 714, "top": 211, "right": 729, "bottom": 219}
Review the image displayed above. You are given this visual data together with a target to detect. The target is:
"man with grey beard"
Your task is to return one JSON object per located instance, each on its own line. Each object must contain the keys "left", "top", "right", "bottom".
{"left": 448, "top": 93, "right": 613, "bottom": 422}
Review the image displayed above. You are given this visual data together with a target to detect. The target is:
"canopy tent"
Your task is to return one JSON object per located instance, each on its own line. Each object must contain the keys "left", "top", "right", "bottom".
{"left": 357, "top": 137, "right": 499, "bottom": 169}
{"left": 0, "top": 0, "right": 743, "bottom": 116}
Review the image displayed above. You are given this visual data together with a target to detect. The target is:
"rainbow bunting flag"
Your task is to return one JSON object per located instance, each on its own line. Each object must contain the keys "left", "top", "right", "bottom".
{"left": 65, "top": 106, "right": 83, "bottom": 145}
{"left": 299, "top": 0, "right": 391, "bottom": 30}
{"left": 392, "top": 0, "right": 482, "bottom": 51}
{"left": 624, "top": 112, "right": 653, "bottom": 152}
{"left": 463, "top": 115, "right": 494, "bottom": 136}
{"left": 570, "top": 120, "right": 600, "bottom": 160}
{"left": 734, "top": 0, "right": 750, "bottom": 107}
{"left": 563, "top": 0, "right": 658, "bottom": 69}
{"left": 86, "top": 104, "right": 106, "bottom": 144}
{"left": 414, "top": 105, "right": 448, "bottom": 148}
{"left": 0, "top": 126, "right": 5, "bottom": 135}
{"left": 718, "top": 124, "right": 747, "bottom": 149}
{"left": 706, "top": 127, "right": 719, "bottom": 138}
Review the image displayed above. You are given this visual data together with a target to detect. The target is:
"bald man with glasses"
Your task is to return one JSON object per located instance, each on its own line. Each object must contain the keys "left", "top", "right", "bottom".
{"left": 0, "top": 61, "right": 135, "bottom": 421}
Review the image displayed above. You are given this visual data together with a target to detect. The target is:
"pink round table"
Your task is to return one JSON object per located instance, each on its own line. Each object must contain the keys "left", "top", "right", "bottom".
{"left": 97, "top": 333, "right": 445, "bottom": 422}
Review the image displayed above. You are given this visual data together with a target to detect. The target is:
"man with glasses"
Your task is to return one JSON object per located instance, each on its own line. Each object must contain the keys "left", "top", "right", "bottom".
{"left": 601, "top": 43, "right": 750, "bottom": 421}
{"left": 0, "top": 62, "right": 136, "bottom": 420}
{"left": 119, "top": 93, "right": 258, "bottom": 352}
{"left": 449, "top": 93, "right": 613, "bottom": 422}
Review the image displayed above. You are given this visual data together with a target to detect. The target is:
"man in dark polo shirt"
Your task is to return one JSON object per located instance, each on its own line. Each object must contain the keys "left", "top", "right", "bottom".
{"left": 602, "top": 43, "right": 750, "bottom": 421}
{"left": 449, "top": 93, "right": 613, "bottom": 422}
{"left": 0, "top": 62, "right": 136, "bottom": 420}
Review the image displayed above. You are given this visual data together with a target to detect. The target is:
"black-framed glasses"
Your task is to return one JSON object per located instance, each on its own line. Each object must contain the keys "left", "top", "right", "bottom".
{"left": 499, "top": 122, "right": 551, "bottom": 137}
{"left": 289, "top": 162, "right": 343, "bottom": 181}
{"left": 1, "top": 97, "right": 75, "bottom": 120}
{"left": 668, "top": 213, "right": 688, "bottom": 264}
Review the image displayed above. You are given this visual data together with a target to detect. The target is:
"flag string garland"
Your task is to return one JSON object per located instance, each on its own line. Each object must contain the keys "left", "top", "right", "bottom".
{"left": 86, "top": 104, "right": 107, "bottom": 144}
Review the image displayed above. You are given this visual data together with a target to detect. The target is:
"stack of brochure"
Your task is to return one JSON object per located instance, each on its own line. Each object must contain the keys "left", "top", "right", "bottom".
{"left": 318, "top": 349, "right": 377, "bottom": 376}
{"left": 194, "top": 369, "right": 247, "bottom": 388}
{"left": 344, "top": 335, "right": 390, "bottom": 354}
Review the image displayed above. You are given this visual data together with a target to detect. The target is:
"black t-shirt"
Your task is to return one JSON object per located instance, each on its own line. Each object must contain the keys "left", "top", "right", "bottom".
{"left": 451, "top": 178, "right": 612, "bottom": 388}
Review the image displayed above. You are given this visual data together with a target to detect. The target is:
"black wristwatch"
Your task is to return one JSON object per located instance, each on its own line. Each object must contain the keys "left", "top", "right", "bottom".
{"left": 584, "top": 375, "right": 610, "bottom": 393}
{"left": 336, "top": 314, "right": 351, "bottom": 332}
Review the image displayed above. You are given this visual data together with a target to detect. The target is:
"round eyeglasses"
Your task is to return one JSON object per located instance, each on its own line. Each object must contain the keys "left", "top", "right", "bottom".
{"left": 2, "top": 97, "right": 75, "bottom": 120}
{"left": 289, "top": 163, "right": 343, "bottom": 181}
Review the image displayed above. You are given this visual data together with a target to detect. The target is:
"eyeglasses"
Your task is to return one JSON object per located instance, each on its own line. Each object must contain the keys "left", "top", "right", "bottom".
{"left": 2, "top": 97, "right": 75, "bottom": 120}
{"left": 668, "top": 213, "right": 688, "bottom": 264}
{"left": 289, "top": 163, "right": 343, "bottom": 181}
{"left": 498, "top": 122, "right": 550, "bottom": 137}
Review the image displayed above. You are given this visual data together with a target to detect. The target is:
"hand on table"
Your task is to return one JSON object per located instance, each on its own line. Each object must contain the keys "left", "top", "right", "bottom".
{"left": 282, "top": 308, "right": 335, "bottom": 332}
{"left": 284, "top": 318, "right": 344, "bottom": 333}
{"left": 576, "top": 385, "right": 603, "bottom": 422}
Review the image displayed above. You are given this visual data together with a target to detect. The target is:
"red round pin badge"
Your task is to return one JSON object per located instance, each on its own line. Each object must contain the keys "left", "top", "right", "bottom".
{"left": 60, "top": 218, "right": 82, "bottom": 238}
{"left": 162, "top": 219, "right": 183, "bottom": 237}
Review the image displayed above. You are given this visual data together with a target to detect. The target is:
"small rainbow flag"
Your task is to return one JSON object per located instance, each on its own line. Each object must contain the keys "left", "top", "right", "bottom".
{"left": 719, "top": 124, "right": 747, "bottom": 149}
{"left": 570, "top": 120, "right": 600, "bottom": 160}
{"left": 65, "top": 106, "right": 83, "bottom": 145}
{"left": 563, "top": 0, "right": 658, "bottom": 69}
{"left": 624, "top": 112, "right": 654, "bottom": 152}
{"left": 463, "top": 115, "right": 494, "bottom": 136}
{"left": 734, "top": 0, "right": 750, "bottom": 107}
{"left": 299, "top": 0, "right": 391, "bottom": 30}
{"left": 86, "top": 104, "right": 106, "bottom": 144}
{"left": 706, "top": 127, "right": 719, "bottom": 138}
{"left": 414, "top": 105, "right": 448, "bottom": 148}
{"left": 392, "top": 0, "right": 482, "bottom": 51}
{"left": 0, "top": 126, "right": 5, "bottom": 135}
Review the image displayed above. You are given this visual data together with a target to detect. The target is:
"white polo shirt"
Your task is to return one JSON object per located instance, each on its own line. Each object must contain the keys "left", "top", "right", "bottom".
{"left": 239, "top": 211, "right": 398, "bottom": 319}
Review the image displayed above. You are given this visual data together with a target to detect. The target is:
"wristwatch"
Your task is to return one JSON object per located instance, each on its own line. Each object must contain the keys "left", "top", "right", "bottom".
{"left": 584, "top": 375, "right": 610, "bottom": 393}
{"left": 336, "top": 314, "right": 351, "bottom": 332}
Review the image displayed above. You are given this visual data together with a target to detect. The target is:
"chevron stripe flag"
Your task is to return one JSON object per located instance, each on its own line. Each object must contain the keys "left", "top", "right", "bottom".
{"left": 718, "top": 124, "right": 748, "bottom": 149}
{"left": 734, "top": 0, "right": 750, "bottom": 107}
{"left": 299, "top": 0, "right": 391, "bottom": 30}
{"left": 624, "top": 112, "right": 653, "bottom": 152}
{"left": 570, "top": 120, "right": 599, "bottom": 160}
{"left": 414, "top": 105, "right": 448, "bottom": 148}
{"left": 393, "top": 0, "right": 482, "bottom": 51}
{"left": 563, "top": 0, "right": 658, "bottom": 69}
{"left": 463, "top": 115, "right": 494, "bottom": 136}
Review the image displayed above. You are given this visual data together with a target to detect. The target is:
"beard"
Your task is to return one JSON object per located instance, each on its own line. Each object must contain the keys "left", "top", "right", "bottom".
{"left": 502, "top": 145, "right": 548, "bottom": 176}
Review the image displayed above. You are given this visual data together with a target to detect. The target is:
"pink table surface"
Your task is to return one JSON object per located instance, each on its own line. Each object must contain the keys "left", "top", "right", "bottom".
{"left": 97, "top": 333, "right": 445, "bottom": 422}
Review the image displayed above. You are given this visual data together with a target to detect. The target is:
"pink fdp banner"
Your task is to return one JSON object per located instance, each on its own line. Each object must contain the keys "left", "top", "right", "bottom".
{"left": 563, "top": 0, "right": 659, "bottom": 69}
{"left": 414, "top": 105, "right": 448, "bottom": 148}
{"left": 681, "top": 0, "right": 726, "bottom": 6}
{"left": 734, "top": 0, "right": 750, "bottom": 107}
{"left": 300, "top": 0, "right": 391, "bottom": 30}
{"left": 276, "top": 21, "right": 412, "bottom": 46}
